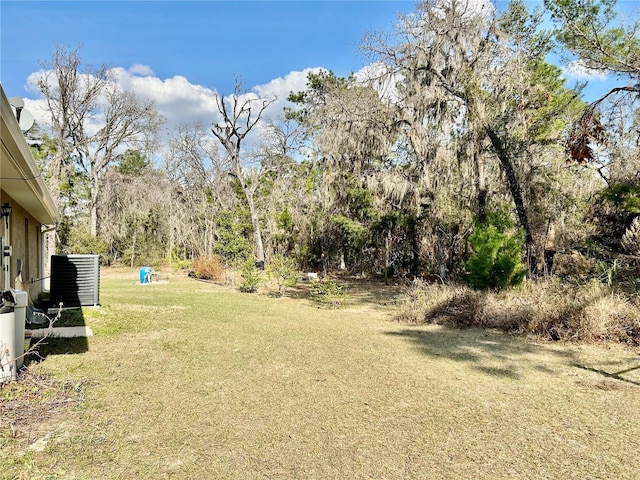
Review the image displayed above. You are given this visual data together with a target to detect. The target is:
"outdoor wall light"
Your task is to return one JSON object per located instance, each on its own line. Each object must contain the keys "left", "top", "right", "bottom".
{"left": 1, "top": 202, "right": 11, "bottom": 229}
{"left": 1, "top": 203, "right": 11, "bottom": 218}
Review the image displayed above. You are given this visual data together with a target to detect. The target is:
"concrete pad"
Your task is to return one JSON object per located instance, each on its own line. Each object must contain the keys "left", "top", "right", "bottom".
{"left": 30, "top": 326, "right": 93, "bottom": 338}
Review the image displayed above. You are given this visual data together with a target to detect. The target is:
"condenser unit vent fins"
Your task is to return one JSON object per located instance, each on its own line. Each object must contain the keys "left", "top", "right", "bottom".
{"left": 50, "top": 254, "right": 100, "bottom": 307}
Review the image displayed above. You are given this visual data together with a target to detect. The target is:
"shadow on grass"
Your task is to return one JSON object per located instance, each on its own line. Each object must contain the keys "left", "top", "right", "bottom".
{"left": 25, "top": 309, "right": 89, "bottom": 367}
{"left": 25, "top": 337, "right": 89, "bottom": 366}
{"left": 339, "top": 277, "right": 408, "bottom": 310}
{"left": 574, "top": 362, "right": 640, "bottom": 386}
{"left": 384, "top": 327, "right": 578, "bottom": 380}
{"left": 258, "top": 276, "right": 407, "bottom": 310}
{"left": 26, "top": 256, "right": 90, "bottom": 364}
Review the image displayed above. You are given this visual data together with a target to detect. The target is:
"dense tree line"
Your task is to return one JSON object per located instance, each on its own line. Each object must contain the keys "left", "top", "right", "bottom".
{"left": 31, "top": 0, "right": 639, "bottom": 287}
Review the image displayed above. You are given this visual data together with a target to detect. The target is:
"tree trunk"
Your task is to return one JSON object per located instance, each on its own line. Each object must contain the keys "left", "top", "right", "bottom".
{"left": 245, "top": 191, "right": 265, "bottom": 267}
{"left": 473, "top": 133, "right": 488, "bottom": 224}
{"left": 130, "top": 232, "right": 137, "bottom": 268}
{"left": 384, "top": 229, "right": 391, "bottom": 282}
{"left": 167, "top": 206, "right": 173, "bottom": 262}
{"left": 484, "top": 126, "right": 537, "bottom": 274}
{"left": 544, "top": 219, "right": 557, "bottom": 275}
{"left": 437, "top": 239, "right": 446, "bottom": 280}
{"left": 408, "top": 215, "right": 419, "bottom": 277}
{"left": 90, "top": 179, "right": 99, "bottom": 237}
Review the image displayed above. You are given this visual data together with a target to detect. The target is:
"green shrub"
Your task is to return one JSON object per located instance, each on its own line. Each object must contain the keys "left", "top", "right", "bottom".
{"left": 464, "top": 223, "right": 527, "bottom": 291}
{"left": 266, "top": 254, "right": 300, "bottom": 296}
{"left": 213, "top": 210, "right": 254, "bottom": 262}
{"left": 601, "top": 183, "right": 640, "bottom": 213}
{"left": 309, "top": 278, "right": 349, "bottom": 308}
{"left": 239, "top": 259, "right": 263, "bottom": 293}
{"left": 64, "top": 226, "right": 110, "bottom": 264}
{"left": 171, "top": 258, "right": 192, "bottom": 272}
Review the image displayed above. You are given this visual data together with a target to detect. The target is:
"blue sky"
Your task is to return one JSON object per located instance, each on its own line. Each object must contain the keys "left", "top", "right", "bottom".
{"left": 0, "top": 0, "right": 633, "bottom": 135}
{"left": 1, "top": 1, "right": 415, "bottom": 97}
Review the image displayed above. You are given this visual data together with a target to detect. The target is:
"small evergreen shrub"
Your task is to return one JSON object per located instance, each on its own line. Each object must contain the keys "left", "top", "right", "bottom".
{"left": 464, "top": 219, "right": 527, "bottom": 291}
{"left": 213, "top": 210, "right": 254, "bottom": 262}
{"left": 239, "top": 259, "right": 263, "bottom": 293}
{"left": 171, "top": 258, "right": 192, "bottom": 272}
{"left": 266, "top": 254, "right": 300, "bottom": 296}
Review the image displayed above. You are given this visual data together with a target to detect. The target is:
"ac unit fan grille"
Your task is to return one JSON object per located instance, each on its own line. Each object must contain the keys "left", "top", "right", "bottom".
{"left": 50, "top": 255, "right": 100, "bottom": 307}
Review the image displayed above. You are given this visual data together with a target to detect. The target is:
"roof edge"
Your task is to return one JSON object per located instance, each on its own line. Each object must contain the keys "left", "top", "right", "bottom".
{"left": 1, "top": 84, "right": 59, "bottom": 225}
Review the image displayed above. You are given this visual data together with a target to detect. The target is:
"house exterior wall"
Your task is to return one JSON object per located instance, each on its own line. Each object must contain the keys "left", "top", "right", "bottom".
{"left": 0, "top": 192, "right": 43, "bottom": 293}
{"left": 1, "top": 84, "right": 59, "bottom": 297}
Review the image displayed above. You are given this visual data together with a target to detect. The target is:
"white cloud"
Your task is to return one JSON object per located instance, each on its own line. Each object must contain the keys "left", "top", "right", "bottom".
{"left": 108, "top": 67, "right": 222, "bottom": 129}
{"left": 23, "top": 65, "right": 326, "bottom": 156}
{"left": 354, "top": 62, "right": 402, "bottom": 104}
{"left": 128, "top": 64, "right": 154, "bottom": 76}
{"left": 562, "top": 61, "right": 608, "bottom": 81}
{"left": 26, "top": 65, "right": 323, "bottom": 133}
{"left": 253, "top": 67, "right": 323, "bottom": 114}
{"left": 23, "top": 96, "right": 51, "bottom": 129}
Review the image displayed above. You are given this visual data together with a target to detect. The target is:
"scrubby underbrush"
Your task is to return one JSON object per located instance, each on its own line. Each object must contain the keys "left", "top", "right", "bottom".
{"left": 190, "top": 255, "right": 228, "bottom": 282}
{"left": 397, "top": 278, "right": 640, "bottom": 346}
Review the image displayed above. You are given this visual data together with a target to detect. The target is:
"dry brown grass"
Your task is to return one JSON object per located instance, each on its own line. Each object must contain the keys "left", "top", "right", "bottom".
{"left": 1, "top": 269, "right": 639, "bottom": 479}
{"left": 399, "top": 278, "right": 640, "bottom": 346}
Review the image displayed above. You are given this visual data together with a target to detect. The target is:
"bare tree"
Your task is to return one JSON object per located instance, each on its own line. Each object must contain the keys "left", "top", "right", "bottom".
{"left": 36, "top": 45, "right": 164, "bottom": 237}
{"left": 210, "top": 80, "right": 275, "bottom": 266}
{"left": 36, "top": 45, "right": 109, "bottom": 253}
{"left": 250, "top": 116, "right": 309, "bottom": 260}
{"left": 100, "top": 163, "right": 170, "bottom": 266}
{"left": 165, "top": 123, "right": 226, "bottom": 259}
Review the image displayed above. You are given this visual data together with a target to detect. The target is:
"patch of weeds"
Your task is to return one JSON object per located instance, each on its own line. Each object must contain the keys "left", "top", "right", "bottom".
{"left": 397, "top": 277, "right": 640, "bottom": 346}
{"left": 309, "top": 278, "right": 350, "bottom": 308}
{"left": 171, "top": 258, "right": 192, "bottom": 273}
{"left": 0, "top": 372, "right": 90, "bottom": 447}
{"left": 78, "top": 305, "right": 122, "bottom": 337}
{"left": 395, "top": 280, "right": 482, "bottom": 325}
{"left": 1, "top": 450, "right": 38, "bottom": 474}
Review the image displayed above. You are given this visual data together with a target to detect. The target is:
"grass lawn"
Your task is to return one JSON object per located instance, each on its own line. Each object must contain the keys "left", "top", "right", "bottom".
{"left": 2, "top": 268, "right": 639, "bottom": 479}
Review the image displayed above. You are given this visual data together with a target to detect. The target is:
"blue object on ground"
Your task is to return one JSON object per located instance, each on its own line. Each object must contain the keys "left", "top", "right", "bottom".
{"left": 140, "top": 267, "right": 152, "bottom": 284}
